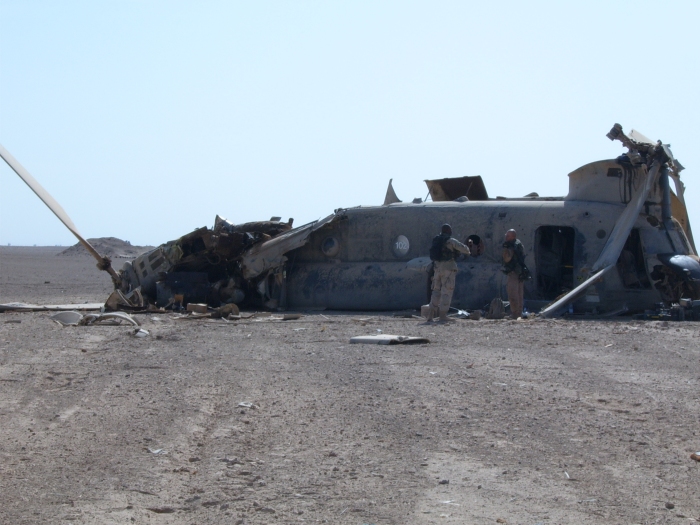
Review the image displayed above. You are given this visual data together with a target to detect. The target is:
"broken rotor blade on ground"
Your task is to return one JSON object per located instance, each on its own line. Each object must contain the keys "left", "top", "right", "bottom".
{"left": 0, "top": 302, "right": 104, "bottom": 312}
{"left": 350, "top": 335, "right": 430, "bottom": 345}
{"left": 539, "top": 265, "right": 615, "bottom": 318}
{"left": 0, "top": 143, "right": 121, "bottom": 284}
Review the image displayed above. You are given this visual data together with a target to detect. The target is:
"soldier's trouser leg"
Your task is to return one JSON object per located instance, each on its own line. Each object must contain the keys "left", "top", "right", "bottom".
{"left": 438, "top": 271, "right": 457, "bottom": 322}
{"left": 506, "top": 272, "right": 524, "bottom": 318}
{"left": 428, "top": 272, "right": 442, "bottom": 321}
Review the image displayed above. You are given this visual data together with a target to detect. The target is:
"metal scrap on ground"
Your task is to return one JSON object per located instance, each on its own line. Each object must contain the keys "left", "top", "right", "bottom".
{"left": 49, "top": 311, "right": 140, "bottom": 327}
{"left": 350, "top": 335, "right": 430, "bottom": 345}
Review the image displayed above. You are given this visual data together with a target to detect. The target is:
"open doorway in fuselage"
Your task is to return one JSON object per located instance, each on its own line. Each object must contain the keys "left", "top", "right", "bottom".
{"left": 535, "top": 226, "right": 575, "bottom": 300}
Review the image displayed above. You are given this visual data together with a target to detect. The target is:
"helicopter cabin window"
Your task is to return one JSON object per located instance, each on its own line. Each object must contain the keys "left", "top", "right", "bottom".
{"left": 465, "top": 234, "right": 484, "bottom": 256}
{"left": 616, "top": 229, "right": 650, "bottom": 289}
{"left": 535, "top": 226, "right": 575, "bottom": 300}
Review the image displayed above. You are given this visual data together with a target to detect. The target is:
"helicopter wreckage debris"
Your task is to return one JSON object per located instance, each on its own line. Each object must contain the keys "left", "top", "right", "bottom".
{"left": 3, "top": 123, "right": 700, "bottom": 318}
{"left": 106, "top": 213, "right": 343, "bottom": 312}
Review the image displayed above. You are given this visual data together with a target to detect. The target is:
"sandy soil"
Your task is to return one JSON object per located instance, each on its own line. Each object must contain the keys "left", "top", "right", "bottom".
{"left": 1, "top": 246, "right": 699, "bottom": 524}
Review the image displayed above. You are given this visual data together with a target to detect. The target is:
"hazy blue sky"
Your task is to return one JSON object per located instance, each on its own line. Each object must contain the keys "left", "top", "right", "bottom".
{"left": 1, "top": 1, "right": 698, "bottom": 246}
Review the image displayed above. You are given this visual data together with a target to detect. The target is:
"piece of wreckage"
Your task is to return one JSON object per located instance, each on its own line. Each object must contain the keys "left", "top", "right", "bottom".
{"left": 1, "top": 123, "right": 698, "bottom": 318}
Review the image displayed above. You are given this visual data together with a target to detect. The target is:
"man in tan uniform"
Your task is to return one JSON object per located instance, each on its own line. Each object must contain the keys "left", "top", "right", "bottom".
{"left": 501, "top": 229, "right": 530, "bottom": 319}
{"left": 427, "top": 224, "right": 471, "bottom": 323}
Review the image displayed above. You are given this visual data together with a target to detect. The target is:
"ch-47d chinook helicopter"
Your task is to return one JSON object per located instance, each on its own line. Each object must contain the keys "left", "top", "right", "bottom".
{"left": 2, "top": 123, "right": 698, "bottom": 317}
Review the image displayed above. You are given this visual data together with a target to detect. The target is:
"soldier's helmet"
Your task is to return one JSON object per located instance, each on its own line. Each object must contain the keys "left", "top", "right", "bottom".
{"left": 441, "top": 224, "right": 452, "bottom": 235}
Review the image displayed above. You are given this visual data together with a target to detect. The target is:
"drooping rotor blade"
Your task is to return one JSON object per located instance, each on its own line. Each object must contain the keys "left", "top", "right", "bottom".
{"left": 668, "top": 172, "right": 696, "bottom": 253}
{"left": 540, "top": 160, "right": 662, "bottom": 317}
{"left": 539, "top": 265, "right": 615, "bottom": 318}
{"left": 593, "top": 160, "right": 661, "bottom": 270}
{"left": 0, "top": 143, "right": 120, "bottom": 284}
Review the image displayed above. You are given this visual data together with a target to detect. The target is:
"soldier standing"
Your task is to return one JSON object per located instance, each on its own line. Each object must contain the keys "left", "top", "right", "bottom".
{"left": 502, "top": 229, "right": 530, "bottom": 319}
{"left": 427, "top": 224, "right": 471, "bottom": 323}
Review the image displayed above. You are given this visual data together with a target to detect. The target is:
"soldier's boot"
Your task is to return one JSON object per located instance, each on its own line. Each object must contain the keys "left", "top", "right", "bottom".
{"left": 426, "top": 305, "right": 437, "bottom": 322}
{"left": 438, "top": 307, "right": 454, "bottom": 323}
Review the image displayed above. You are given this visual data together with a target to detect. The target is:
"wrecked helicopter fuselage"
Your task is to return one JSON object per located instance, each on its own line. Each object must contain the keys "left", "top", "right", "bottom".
{"left": 2, "top": 123, "right": 698, "bottom": 317}
{"left": 109, "top": 124, "right": 699, "bottom": 317}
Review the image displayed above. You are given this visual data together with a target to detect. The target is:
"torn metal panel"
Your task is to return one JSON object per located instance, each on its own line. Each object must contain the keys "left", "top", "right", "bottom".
{"left": 239, "top": 213, "right": 341, "bottom": 280}
{"left": 383, "top": 179, "right": 401, "bottom": 205}
{"left": 121, "top": 217, "right": 293, "bottom": 307}
{"left": 104, "top": 288, "right": 145, "bottom": 311}
{"left": 425, "top": 176, "right": 488, "bottom": 201}
{"left": 214, "top": 216, "right": 293, "bottom": 236}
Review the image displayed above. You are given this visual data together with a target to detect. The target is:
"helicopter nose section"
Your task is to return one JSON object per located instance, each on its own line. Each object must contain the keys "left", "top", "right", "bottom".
{"left": 654, "top": 253, "right": 700, "bottom": 300}
{"left": 657, "top": 254, "right": 700, "bottom": 280}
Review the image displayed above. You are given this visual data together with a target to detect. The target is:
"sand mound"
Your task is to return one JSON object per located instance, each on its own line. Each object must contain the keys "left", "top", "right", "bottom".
{"left": 58, "top": 237, "right": 154, "bottom": 258}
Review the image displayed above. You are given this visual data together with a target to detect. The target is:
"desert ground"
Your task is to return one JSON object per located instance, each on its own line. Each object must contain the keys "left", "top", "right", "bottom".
{"left": 0, "top": 245, "right": 699, "bottom": 525}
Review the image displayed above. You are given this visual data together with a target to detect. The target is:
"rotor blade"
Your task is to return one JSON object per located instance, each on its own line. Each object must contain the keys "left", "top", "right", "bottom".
{"left": 669, "top": 173, "right": 696, "bottom": 253}
{"left": 592, "top": 160, "right": 661, "bottom": 271}
{"left": 539, "top": 265, "right": 615, "bottom": 318}
{"left": 540, "top": 160, "right": 662, "bottom": 317}
{"left": 0, "top": 143, "right": 102, "bottom": 263}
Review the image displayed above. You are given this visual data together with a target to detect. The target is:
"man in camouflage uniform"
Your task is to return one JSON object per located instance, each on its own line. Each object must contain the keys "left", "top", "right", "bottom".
{"left": 502, "top": 229, "right": 530, "bottom": 319}
{"left": 427, "top": 224, "right": 471, "bottom": 323}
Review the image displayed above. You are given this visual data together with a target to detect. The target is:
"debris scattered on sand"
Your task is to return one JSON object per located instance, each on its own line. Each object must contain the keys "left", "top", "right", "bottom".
{"left": 50, "top": 311, "right": 140, "bottom": 327}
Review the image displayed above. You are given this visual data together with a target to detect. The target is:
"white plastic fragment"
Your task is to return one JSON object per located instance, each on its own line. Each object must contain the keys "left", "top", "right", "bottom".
{"left": 49, "top": 311, "right": 84, "bottom": 326}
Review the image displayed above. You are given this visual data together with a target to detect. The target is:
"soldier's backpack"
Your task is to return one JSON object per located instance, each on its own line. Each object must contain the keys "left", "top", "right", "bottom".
{"left": 485, "top": 297, "right": 506, "bottom": 319}
{"left": 429, "top": 235, "right": 450, "bottom": 261}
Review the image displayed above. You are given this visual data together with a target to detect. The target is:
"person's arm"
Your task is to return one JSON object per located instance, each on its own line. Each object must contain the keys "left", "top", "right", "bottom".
{"left": 448, "top": 238, "right": 471, "bottom": 256}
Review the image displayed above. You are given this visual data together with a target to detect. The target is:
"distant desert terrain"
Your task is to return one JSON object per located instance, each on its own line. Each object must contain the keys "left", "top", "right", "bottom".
{"left": 1, "top": 246, "right": 699, "bottom": 524}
